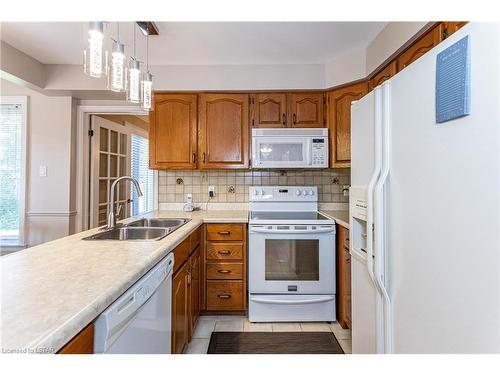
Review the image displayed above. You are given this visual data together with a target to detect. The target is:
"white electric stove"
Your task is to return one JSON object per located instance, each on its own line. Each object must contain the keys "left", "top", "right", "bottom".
{"left": 248, "top": 186, "right": 337, "bottom": 322}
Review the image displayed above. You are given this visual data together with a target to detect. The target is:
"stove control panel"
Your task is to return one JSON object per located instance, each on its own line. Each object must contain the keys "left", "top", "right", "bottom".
{"left": 249, "top": 186, "right": 318, "bottom": 202}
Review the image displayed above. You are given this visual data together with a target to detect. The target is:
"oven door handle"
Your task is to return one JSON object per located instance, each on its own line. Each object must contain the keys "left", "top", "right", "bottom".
{"left": 250, "top": 296, "right": 335, "bottom": 305}
{"left": 249, "top": 227, "right": 334, "bottom": 234}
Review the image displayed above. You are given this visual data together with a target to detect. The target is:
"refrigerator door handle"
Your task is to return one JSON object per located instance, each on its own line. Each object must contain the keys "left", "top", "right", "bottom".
{"left": 373, "top": 81, "right": 393, "bottom": 353}
{"left": 366, "top": 87, "right": 383, "bottom": 288}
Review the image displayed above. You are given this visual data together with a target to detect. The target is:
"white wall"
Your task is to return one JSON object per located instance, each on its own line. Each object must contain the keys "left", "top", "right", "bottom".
{"left": 365, "top": 22, "right": 428, "bottom": 74}
{"left": 45, "top": 63, "right": 326, "bottom": 91}
{"left": 324, "top": 48, "right": 367, "bottom": 88}
{"left": 1, "top": 79, "right": 75, "bottom": 246}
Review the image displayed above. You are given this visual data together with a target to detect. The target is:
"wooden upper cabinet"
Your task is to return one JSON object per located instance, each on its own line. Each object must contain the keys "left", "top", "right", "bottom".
{"left": 250, "top": 93, "right": 287, "bottom": 128}
{"left": 287, "top": 92, "right": 325, "bottom": 128}
{"left": 369, "top": 61, "right": 397, "bottom": 91}
{"left": 327, "top": 81, "right": 368, "bottom": 168}
{"left": 198, "top": 93, "right": 249, "bottom": 169}
{"left": 149, "top": 93, "right": 198, "bottom": 169}
{"left": 396, "top": 24, "right": 444, "bottom": 72}
{"left": 443, "top": 21, "right": 467, "bottom": 39}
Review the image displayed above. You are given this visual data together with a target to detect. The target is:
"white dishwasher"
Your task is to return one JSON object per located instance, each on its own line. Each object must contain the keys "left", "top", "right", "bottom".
{"left": 94, "top": 253, "right": 174, "bottom": 354}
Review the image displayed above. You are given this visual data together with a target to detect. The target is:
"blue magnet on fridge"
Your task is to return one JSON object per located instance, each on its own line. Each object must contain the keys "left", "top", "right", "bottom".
{"left": 436, "top": 35, "right": 471, "bottom": 123}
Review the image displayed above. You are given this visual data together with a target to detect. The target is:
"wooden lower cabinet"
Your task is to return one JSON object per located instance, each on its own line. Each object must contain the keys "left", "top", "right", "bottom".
{"left": 58, "top": 323, "right": 94, "bottom": 354}
{"left": 202, "top": 224, "right": 247, "bottom": 314}
{"left": 171, "top": 226, "right": 203, "bottom": 354}
{"left": 172, "top": 261, "right": 189, "bottom": 354}
{"left": 188, "top": 246, "right": 201, "bottom": 339}
{"left": 337, "top": 225, "right": 351, "bottom": 329}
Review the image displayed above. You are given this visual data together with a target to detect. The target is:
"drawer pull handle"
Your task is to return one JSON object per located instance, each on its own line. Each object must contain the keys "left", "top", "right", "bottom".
{"left": 218, "top": 250, "right": 231, "bottom": 255}
{"left": 218, "top": 294, "right": 231, "bottom": 299}
{"left": 218, "top": 231, "right": 230, "bottom": 235}
{"left": 217, "top": 270, "right": 231, "bottom": 274}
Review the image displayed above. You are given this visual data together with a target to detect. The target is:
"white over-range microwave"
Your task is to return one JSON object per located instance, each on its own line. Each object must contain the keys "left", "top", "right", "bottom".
{"left": 251, "top": 128, "right": 329, "bottom": 169}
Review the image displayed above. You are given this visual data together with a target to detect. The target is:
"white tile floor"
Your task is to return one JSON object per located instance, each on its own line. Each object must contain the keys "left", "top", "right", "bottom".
{"left": 186, "top": 315, "right": 352, "bottom": 354}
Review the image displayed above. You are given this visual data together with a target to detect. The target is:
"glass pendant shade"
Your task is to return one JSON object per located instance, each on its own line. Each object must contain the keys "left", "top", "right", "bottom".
{"left": 108, "top": 41, "right": 126, "bottom": 92}
{"left": 83, "top": 22, "right": 106, "bottom": 78}
{"left": 142, "top": 72, "right": 153, "bottom": 110}
{"left": 127, "top": 59, "right": 142, "bottom": 103}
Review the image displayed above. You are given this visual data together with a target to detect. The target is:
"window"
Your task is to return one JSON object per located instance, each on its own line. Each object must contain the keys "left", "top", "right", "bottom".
{"left": 0, "top": 97, "right": 27, "bottom": 246}
{"left": 131, "top": 134, "right": 154, "bottom": 216}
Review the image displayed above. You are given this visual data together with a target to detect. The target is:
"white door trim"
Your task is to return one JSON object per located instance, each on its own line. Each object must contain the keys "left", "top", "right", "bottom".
{"left": 75, "top": 105, "right": 151, "bottom": 232}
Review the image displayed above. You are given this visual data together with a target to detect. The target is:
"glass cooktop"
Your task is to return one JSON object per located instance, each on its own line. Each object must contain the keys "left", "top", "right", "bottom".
{"left": 250, "top": 211, "right": 331, "bottom": 221}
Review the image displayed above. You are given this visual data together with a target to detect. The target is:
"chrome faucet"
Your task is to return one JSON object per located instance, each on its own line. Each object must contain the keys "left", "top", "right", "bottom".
{"left": 106, "top": 176, "right": 143, "bottom": 229}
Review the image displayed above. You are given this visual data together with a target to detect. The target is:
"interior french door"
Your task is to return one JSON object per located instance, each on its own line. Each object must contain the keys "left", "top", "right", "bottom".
{"left": 89, "top": 115, "right": 131, "bottom": 228}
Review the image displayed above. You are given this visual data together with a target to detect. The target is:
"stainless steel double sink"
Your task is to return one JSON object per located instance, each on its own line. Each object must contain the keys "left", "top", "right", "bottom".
{"left": 83, "top": 218, "right": 190, "bottom": 241}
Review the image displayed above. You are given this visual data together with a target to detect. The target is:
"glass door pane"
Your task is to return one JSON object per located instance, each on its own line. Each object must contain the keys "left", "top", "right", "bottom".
{"left": 265, "top": 239, "right": 319, "bottom": 281}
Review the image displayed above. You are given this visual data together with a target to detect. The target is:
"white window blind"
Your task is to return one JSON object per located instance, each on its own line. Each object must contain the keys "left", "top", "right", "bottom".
{"left": 131, "top": 134, "right": 154, "bottom": 216}
{"left": 0, "top": 101, "right": 25, "bottom": 244}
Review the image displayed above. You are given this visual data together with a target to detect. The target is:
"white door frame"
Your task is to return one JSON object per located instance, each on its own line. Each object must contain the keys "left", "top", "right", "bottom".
{"left": 75, "top": 105, "right": 156, "bottom": 232}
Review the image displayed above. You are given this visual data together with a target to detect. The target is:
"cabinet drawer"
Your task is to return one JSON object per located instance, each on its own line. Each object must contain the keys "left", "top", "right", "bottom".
{"left": 206, "top": 263, "right": 243, "bottom": 280}
{"left": 206, "top": 224, "right": 243, "bottom": 241}
{"left": 206, "top": 242, "right": 243, "bottom": 260}
{"left": 206, "top": 281, "right": 244, "bottom": 310}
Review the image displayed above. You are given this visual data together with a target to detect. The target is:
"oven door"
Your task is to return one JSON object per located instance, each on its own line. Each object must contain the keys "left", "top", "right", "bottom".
{"left": 249, "top": 224, "right": 336, "bottom": 294}
{"left": 252, "top": 137, "right": 311, "bottom": 168}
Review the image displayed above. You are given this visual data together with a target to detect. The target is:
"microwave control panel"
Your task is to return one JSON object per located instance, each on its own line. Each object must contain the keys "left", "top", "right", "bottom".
{"left": 311, "top": 138, "right": 328, "bottom": 167}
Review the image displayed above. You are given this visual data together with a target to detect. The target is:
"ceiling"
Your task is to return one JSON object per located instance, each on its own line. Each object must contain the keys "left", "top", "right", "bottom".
{"left": 0, "top": 22, "right": 386, "bottom": 66}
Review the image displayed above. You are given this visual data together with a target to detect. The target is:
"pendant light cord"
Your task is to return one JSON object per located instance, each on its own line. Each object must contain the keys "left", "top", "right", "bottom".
{"left": 133, "top": 23, "right": 136, "bottom": 59}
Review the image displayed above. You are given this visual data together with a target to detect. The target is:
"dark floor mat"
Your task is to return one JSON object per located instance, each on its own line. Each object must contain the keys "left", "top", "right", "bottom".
{"left": 207, "top": 331, "right": 344, "bottom": 354}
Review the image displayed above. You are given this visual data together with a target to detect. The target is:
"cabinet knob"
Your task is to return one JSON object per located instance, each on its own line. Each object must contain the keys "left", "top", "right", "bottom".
{"left": 192, "top": 152, "right": 196, "bottom": 163}
{"left": 217, "top": 294, "right": 231, "bottom": 299}
{"left": 282, "top": 113, "right": 286, "bottom": 125}
{"left": 203, "top": 152, "right": 206, "bottom": 163}
{"left": 293, "top": 113, "right": 297, "bottom": 125}
{"left": 218, "top": 231, "right": 230, "bottom": 235}
{"left": 218, "top": 250, "right": 231, "bottom": 255}
{"left": 217, "top": 269, "right": 231, "bottom": 274}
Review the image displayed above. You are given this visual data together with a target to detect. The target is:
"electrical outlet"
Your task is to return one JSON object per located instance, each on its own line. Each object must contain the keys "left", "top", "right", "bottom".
{"left": 208, "top": 186, "right": 215, "bottom": 198}
{"left": 342, "top": 185, "right": 350, "bottom": 196}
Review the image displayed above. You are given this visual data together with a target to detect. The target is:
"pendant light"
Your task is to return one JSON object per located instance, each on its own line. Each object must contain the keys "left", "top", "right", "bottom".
{"left": 83, "top": 22, "right": 106, "bottom": 78}
{"left": 108, "top": 23, "right": 126, "bottom": 92}
{"left": 142, "top": 32, "right": 153, "bottom": 110}
{"left": 127, "top": 24, "right": 141, "bottom": 103}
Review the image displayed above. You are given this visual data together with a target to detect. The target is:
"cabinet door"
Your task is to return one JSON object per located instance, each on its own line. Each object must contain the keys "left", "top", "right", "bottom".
{"left": 443, "top": 21, "right": 467, "bottom": 39}
{"left": 172, "top": 262, "right": 189, "bottom": 354}
{"left": 198, "top": 93, "right": 249, "bottom": 169}
{"left": 250, "top": 93, "right": 287, "bottom": 128}
{"left": 149, "top": 93, "right": 198, "bottom": 169}
{"left": 287, "top": 92, "right": 325, "bottom": 128}
{"left": 396, "top": 24, "right": 443, "bottom": 72}
{"left": 327, "top": 81, "right": 368, "bottom": 168}
{"left": 189, "top": 246, "right": 200, "bottom": 337}
{"left": 369, "top": 61, "right": 397, "bottom": 91}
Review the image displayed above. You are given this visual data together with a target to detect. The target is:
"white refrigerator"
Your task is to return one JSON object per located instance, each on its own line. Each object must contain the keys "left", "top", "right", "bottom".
{"left": 350, "top": 22, "right": 500, "bottom": 354}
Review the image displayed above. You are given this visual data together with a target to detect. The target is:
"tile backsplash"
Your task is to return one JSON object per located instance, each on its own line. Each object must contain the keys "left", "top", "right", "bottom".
{"left": 158, "top": 169, "right": 350, "bottom": 205}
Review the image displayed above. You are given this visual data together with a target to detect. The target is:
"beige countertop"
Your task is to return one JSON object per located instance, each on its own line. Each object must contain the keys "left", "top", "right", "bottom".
{"left": 320, "top": 210, "right": 350, "bottom": 229}
{"left": 0, "top": 210, "right": 248, "bottom": 353}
